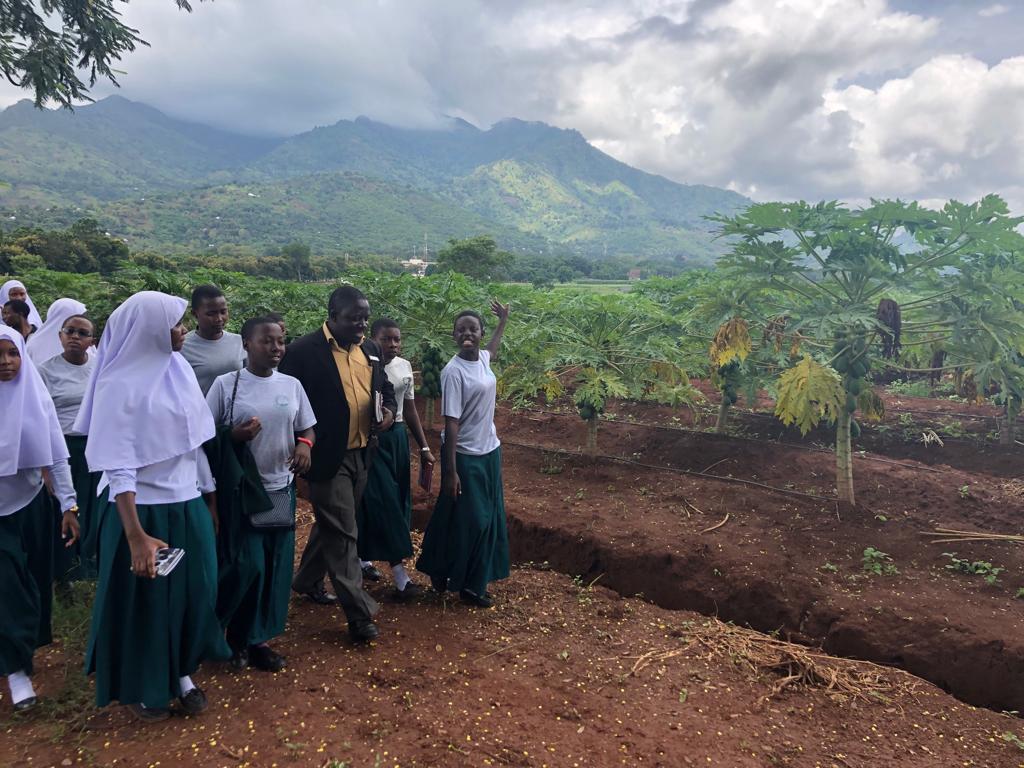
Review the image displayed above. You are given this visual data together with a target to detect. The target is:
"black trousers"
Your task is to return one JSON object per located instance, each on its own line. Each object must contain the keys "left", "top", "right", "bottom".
{"left": 293, "top": 450, "right": 378, "bottom": 622}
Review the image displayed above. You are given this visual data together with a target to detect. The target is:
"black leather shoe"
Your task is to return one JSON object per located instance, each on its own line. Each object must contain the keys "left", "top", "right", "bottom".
{"left": 228, "top": 647, "right": 248, "bottom": 672}
{"left": 294, "top": 583, "right": 337, "bottom": 605}
{"left": 12, "top": 696, "right": 37, "bottom": 713}
{"left": 391, "top": 582, "right": 424, "bottom": 602}
{"left": 361, "top": 564, "right": 383, "bottom": 582}
{"left": 348, "top": 619, "right": 379, "bottom": 643}
{"left": 459, "top": 589, "right": 494, "bottom": 608}
{"left": 178, "top": 687, "right": 208, "bottom": 716}
{"left": 430, "top": 575, "right": 448, "bottom": 593}
{"left": 248, "top": 644, "right": 286, "bottom": 672}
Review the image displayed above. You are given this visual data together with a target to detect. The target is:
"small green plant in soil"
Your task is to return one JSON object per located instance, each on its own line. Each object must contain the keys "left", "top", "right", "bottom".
{"left": 572, "top": 574, "right": 602, "bottom": 607}
{"left": 539, "top": 451, "right": 564, "bottom": 475}
{"left": 862, "top": 547, "right": 899, "bottom": 576}
{"left": 958, "top": 484, "right": 971, "bottom": 499}
{"left": 886, "top": 379, "right": 933, "bottom": 398}
{"left": 943, "top": 553, "right": 1004, "bottom": 585}
{"left": 1016, "top": 588, "right": 1024, "bottom": 600}
{"left": 820, "top": 562, "right": 839, "bottom": 573}
{"left": 939, "top": 420, "right": 968, "bottom": 439}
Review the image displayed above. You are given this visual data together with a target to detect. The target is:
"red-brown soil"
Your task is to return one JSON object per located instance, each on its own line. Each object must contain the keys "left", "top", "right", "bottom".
{"left": 5, "top": 395, "right": 1024, "bottom": 766}
{"left": 590, "top": 384, "right": 1024, "bottom": 478}
{"left": 490, "top": 406, "right": 1024, "bottom": 713}
{"left": 3, "top": 534, "right": 1022, "bottom": 767}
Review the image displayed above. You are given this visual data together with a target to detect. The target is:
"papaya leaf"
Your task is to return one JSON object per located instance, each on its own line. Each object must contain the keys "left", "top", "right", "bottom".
{"left": 710, "top": 317, "right": 752, "bottom": 367}
{"left": 857, "top": 389, "right": 886, "bottom": 422}
{"left": 775, "top": 355, "right": 845, "bottom": 435}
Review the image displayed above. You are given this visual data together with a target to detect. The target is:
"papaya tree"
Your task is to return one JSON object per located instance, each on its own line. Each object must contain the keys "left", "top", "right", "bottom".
{"left": 931, "top": 256, "right": 1024, "bottom": 444}
{"left": 713, "top": 196, "right": 1024, "bottom": 505}
{"left": 502, "top": 292, "right": 700, "bottom": 453}
{"left": 709, "top": 317, "right": 752, "bottom": 432}
{"left": 359, "top": 270, "right": 494, "bottom": 429}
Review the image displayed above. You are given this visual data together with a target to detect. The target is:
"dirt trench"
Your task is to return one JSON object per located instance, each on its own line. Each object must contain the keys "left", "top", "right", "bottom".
{"left": 502, "top": 512, "right": 1024, "bottom": 714}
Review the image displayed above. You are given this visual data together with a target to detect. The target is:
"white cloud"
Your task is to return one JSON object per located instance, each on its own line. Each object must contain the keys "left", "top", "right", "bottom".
{"left": 824, "top": 55, "right": 1024, "bottom": 210}
{"left": 979, "top": 4, "right": 1010, "bottom": 18}
{"left": 0, "top": 0, "right": 1019, "bottom": 213}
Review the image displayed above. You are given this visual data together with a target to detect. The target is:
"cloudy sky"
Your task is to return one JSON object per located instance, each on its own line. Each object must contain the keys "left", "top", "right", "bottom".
{"left": 2, "top": 0, "right": 1022, "bottom": 210}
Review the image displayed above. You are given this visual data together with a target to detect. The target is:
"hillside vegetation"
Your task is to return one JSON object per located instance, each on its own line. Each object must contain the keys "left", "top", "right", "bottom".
{"left": 0, "top": 98, "right": 747, "bottom": 263}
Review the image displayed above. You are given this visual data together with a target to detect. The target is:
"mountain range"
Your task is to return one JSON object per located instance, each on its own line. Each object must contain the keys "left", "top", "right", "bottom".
{"left": 0, "top": 96, "right": 749, "bottom": 264}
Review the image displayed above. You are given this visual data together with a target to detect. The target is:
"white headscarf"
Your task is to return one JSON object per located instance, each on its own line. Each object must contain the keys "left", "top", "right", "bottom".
{"left": 0, "top": 279, "right": 44, "bottom": 329}
{"left": 73, "top": 291, "right": 215, "bottom": 472}
{"left": 27, "top": 297, "right": 88, "bottom": 365}
{"left": 0, "top": 325, "right": 69, "bottom": 478}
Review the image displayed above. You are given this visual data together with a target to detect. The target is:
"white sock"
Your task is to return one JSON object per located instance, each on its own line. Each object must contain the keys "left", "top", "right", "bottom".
{"left": 179, "top": 676, "right": 196, "bottom": 696}
{"left": 392, "top": 563, "right": 411, "bottom": 591}
{"left": 360, "top": 560, "right": 373, "bottom": 569}
{"left": 7, "top": 670, "right": 35, "bottom": 704}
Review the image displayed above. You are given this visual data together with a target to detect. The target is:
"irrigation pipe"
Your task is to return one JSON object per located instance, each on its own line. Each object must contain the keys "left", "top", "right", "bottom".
{"left": 498, "top": 405, "right": 946, "bottom": 475}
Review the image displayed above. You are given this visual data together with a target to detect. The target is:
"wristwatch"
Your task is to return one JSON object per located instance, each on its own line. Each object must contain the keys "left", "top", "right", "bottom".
{"left": 66, "top": 505, "right": 79, "bottom": 515}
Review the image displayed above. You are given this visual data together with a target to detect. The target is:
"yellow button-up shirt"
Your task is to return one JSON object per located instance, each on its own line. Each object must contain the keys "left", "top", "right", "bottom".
{"left": 323, "top": 323, "right": 372, "bottom": 449}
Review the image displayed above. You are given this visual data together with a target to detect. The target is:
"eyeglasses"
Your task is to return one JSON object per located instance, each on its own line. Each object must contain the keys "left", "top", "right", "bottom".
{"left": 61, "top": 328, "right": 93, "bottom": 338}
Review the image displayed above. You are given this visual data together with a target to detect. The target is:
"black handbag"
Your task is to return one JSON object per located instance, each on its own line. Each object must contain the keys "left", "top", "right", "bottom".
{"left": 226, "top": 371, "right": 294, "bottom": 530}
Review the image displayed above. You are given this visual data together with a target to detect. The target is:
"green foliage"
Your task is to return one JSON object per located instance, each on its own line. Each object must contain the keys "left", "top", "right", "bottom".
{"left": 0, "top": 2, "right": 201, "bottom": 108}
{"left": 0, "top": 218, "right": 128, "bottom": 275}
{"left": 774, "top": 355, "right": 845, "bottom": 435}
{"left": 862, "top": 547, "right": 899, "bottom": 576}
{"left": 436, "top": 236, "right": 513, "bottom": 281}
{"left": 886, "top": 379, "right": 934, "bottom": 398}
{"left": 714, "top": 196, "right": 1024, "bottom": 503}
{"left": 0, "top": 98, "right": 747, "bottom": 264}
{"left": 500, "top": 291, "right": 700, "bottom": 449}
{"left": 942, "top": 553, "right": 1004, "bottom": 585}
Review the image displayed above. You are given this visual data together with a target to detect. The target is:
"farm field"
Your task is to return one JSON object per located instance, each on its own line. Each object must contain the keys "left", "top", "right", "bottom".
{"left": 5, "top": 396, "right": 1024, "bottom": 767}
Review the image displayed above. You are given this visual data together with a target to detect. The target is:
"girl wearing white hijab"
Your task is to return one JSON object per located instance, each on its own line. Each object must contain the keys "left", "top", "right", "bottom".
{"left": 74, "top": 291, "right": 229, "bottom": 722}
{"left": 0, "top": 325, "right": 80, "bottom": 713}
{"left": 36, "top": 306, "right": 99, "bottom": 580}
{"left": 0, "top": 279, "right": 43, "bottom": 330}
{"left": 27, "top": 298, "right": 88, "bottom": 365}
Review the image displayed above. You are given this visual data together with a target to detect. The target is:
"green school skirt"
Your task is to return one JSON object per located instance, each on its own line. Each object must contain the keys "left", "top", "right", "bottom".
{"left": 0, "top": 489, "right": 55, "bottom": 676}
{"left": 217, "top": 485, "right": 296, "bottom": 648}
{"left": 53, "top": 435, "right": 102, "bottom": 581}
{"left": 358, "top": 425, "right": 413, "bottom": 563}
{"left": 416, "top": 446, "right": 509, "bottom": 597}
{"left": 86, "top": 497, "right": 230, "bottom": 708}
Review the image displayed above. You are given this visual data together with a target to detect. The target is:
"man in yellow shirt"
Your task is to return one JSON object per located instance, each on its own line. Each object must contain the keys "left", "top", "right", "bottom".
{"left": 280, "top": 286, "right": 396, "bottom": 643}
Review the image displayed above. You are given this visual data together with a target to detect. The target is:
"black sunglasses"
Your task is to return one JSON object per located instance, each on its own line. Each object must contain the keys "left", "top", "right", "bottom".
{"left": 61, "top": 327, "right": 93, "bottom": 338}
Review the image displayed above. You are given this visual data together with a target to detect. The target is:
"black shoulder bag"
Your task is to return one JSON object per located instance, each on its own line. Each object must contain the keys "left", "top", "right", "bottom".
{"left": 226, "top": 370, "right": 295, "bottom": 530}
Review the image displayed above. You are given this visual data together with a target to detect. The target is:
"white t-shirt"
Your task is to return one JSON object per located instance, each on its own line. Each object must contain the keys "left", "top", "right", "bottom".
{"left": 103, "top": 448, "right": 215, "bottom": 505}
{"left": 385, "top": 356, "right": 416, "bottom": 422}
{"left": 206, "top": 368, "right": 317, "bottom": 490}
{"left": 181, "top": 331, "right": 245, "bottom": 396}
{"left": 440, "top": 350, "right": 500, "bottom": 456}
{"left": 37, "top": 354, "right": 96, "bottom": 435}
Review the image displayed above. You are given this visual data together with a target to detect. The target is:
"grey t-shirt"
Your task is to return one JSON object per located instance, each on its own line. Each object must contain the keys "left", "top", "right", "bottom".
{"left": 206, "top": 368, "right": 316, "bottom": 490}
{"left": 440, "top": 350, "right": 500, "bottom": 456}
{"left": 37, "top": 354, "right": 96, "bottom": 435}
{"left": 181, "top": 331, "right": 245, "bottom": 395}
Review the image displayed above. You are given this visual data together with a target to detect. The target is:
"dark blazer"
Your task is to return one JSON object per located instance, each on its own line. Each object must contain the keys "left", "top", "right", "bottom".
{"left": 279, "top": 327, "right": 397, "bottom": 482}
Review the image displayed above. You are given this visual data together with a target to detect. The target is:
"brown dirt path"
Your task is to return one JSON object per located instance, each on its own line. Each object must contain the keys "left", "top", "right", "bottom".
{"left": 3, "top": 561, "right": 1022, "bottom": 768}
